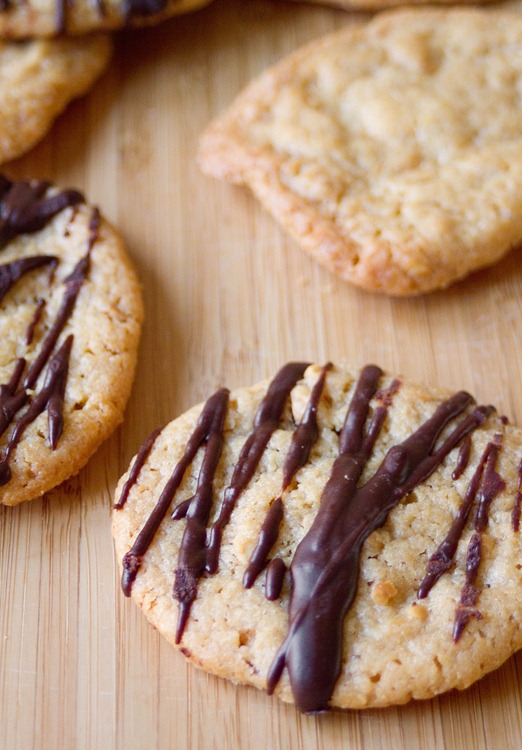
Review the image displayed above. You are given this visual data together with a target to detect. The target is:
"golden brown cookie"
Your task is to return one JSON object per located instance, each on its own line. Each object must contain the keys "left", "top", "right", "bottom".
{"left": 112, "top": 362, "right": 522, "bottom": 712}
{"left": 199, "top": 9, "right": 522, "bottom": 295}
{"left": 0, "top": 174, "right": 143, "bottom": 505}
{"left": 0, "top": 36, "right": 110, "bottom": 164}
{"left": 0, "top": 0, "right": 211, "bottom": 37}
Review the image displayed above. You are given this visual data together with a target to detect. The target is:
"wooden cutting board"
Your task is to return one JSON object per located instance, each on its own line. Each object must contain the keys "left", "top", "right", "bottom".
{"left": 2, "top": 1, "right": 522, "bottom": 747}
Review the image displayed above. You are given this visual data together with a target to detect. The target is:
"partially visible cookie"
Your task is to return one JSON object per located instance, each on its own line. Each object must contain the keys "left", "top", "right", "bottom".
{"left": 0, "top": 36, "right": 110, "bottom": 164}
{"left": 0, "top": 174, "right": 143, "bottom": 505}
{"left": 112, "top": 362, "right": 522, "bottom": 712}
{"left": 199, "top": 9, "right": 522, "bottom": 295}
{"left": 294, "top": 0, "right": 492, "bottom": 11}
{"left": 0, "top": 0, "right": 211, "bottom": 38}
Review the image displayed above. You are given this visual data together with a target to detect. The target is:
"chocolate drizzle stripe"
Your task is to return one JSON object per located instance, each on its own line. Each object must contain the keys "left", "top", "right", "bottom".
{"left": 243, "top": 363, "right": 331, "bottom": 591}
{"left": 124, "top": 0, "right": 169, "bottom": 19}
{"left": 267, "top": 390, "right": 480, "bottom": 713}
{"left": 453, "top": 433, "right": 505, "bottom": 642}
{"left": 0, "top": 178, "right": 84, "bottom": 250}
{"left": 0, "top": 255, "right": 57, "bottom": 304}
{"left": 121, "top": 388, "right": 230, "bottom": 598}
{"left": 23, "top": 208, "right": 100, "bottom": 391}
{"left": 265, "top": 557, "right": 286, "bottom": 601}
{"left": 512, "top": 458, "right": 522, "bottom": 532}
{"left": 205, "top": 362, "right": 310, "bottom": 575}
{"left": 173, "top": 389, "right": 229, "bottom": 642}
{"left": 113, "top": 428, "right": 162, "bottom": 510}
{"left": 452, "top": 434, "right": 471, "bottom": 480}
{"left": 0, "top": 201, "right": 99, "bottom": 488}
{"left": 0, "top": 336, "right": 73, "bottom": 485}
{"left": 243, "top": 496, "right": 284, "bottom": 590}
{"left": 418, "top": 428, "right": 492, "bottom": 600}
{"left": 25, "top": 299, "right": 46, "bottom": 346}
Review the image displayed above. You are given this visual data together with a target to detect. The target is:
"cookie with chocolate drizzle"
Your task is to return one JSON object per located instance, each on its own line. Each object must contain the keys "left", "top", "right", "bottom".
{"left": 0, "top": 175, "right": 142, "bottom": 506}
{"left": 0, "top": 0, "right": 211, "bottom": 37}
{"left": 112, "top": 362, "right": 522, "bottom": 712}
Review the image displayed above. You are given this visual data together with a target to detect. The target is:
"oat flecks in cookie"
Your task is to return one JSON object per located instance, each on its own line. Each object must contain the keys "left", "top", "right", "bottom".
{"left": 112, "top": 363, "right": 522, "bottom": 712}
{"left": 199, "top": 9, "right": 522, "bottom": 295}
{"left": 0, "top": 0, "right": 211, "bottom": 37}
{"left": 0, "top": 175, "right": 143, "bottom": 506}
{"left": 0, "top": 36, "right": 111, "bottom": 165}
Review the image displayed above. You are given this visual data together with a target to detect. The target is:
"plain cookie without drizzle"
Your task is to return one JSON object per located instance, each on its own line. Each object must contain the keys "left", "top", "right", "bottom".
{"left": 113, "top": 362, "right": 522, "bottom": 712}
{"left": 199, "top": 9, "right": 522, "bottom": 295}
{"left": 0, "top": 35, "right": 110, "bottom": 164}
{"left": 0, "top": 175, "right": 143, "bottom": 506}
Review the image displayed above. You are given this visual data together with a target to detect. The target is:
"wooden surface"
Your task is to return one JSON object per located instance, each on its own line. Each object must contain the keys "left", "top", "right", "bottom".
{"left": 2, "top": 1, "right": 522, "bottom": 747}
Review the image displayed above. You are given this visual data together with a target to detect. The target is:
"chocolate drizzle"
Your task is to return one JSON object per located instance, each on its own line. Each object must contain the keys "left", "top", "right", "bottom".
{"left": 512, "top": 459, "right": 522, "bottom": 532}
{"left": 0, "top": 180, "right": 98, "bottom": 489}
{"left": 23, "top": 208, "right": 99, "bottom": 391}
{"left": 243, "top": 362, "right": 331, "bottom": 592}
{"left": 113, "top": 428, "right": 161, "bottom": 510}
{"left": 452, "top": 433, "right": 505, "bottom": 642}
{"left": 119, "top": 362, "right": 505, "bottom": 713}
{"left": 121, "top": 388, "right": 230, "bottom": 597}
{"left": 0, "top": 256, "right": 56, "bottom": 304}
{"left": 266, "top": 388, "right": 488, "bottom": 712}
{"left": 205, "top": 362, "right": 310, "bottom": 576}
{"left": 265, "top": 557, "right": 286, "bottom": 601}
{"left": 452, "top": 434, "right": 471, "bottom": 480}
{"left": 172, "top": 389, "right": 229, "bottom": 643}
{"left": 417, "top": 413, "right": 495, "bottom": 600}
{"left": 124, "top": 0, "right": 169, "bottom": 18}
{"left": 0, "top": 176, "right": 83, "bottom": 250}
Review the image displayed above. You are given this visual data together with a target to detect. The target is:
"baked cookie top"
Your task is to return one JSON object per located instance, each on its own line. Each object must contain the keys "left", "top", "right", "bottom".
{"left": 0, "top": 175, "right": 143, "bottom": 506}
{"left": 0, "top": 35, "right": 110, "bottom": 164}
{"left": 0, "top": 0, "right": 210, "bottom": 37}
{"left": 199, "top": 9, "right": 522, "bottom": 295}
{"left": 112, "top": 362, "right": 522, "bottom": 712}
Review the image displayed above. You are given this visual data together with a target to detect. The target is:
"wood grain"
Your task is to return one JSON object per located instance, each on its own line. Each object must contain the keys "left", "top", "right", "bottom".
{"left": 2, "top": 1, "right": 522, "bottom": 747}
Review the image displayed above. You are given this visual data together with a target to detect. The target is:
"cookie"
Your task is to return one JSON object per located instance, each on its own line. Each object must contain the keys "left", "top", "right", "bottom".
{"left": 199, "top": 9, "right": 522, "bottom": 295}
{"left": 0, "top": 0, "right": 210, "bottom": 38}
{"left": 112, "top": 362, "right": 522, "bottom": 712}
{"left": 0, "top": 174, "right": 143, "bottom": 506}
{"left": 0, "top": 36, "right": 110, "bottom": 165}
{"left": 294, "top": 0, "right": 491, "bottom": 12}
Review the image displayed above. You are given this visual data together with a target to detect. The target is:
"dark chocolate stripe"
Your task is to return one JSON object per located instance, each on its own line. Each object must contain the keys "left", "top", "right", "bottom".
{"left": 243, "top": 363, "right": 331, "bottom": 590}
{"left": 512, "top": 458, "right": 522, "bottom": 532}
{"left": 243, "top": 497, "right": 284, "bottom": 590}
{"left": 265, "top": 558, "right": 286, "bottom": 601}
{"left": 124, "top": 0, "right": 169, "bottom": 18}
{"left": 0, "top": 256, "right": 56, "bottom": 304}
{"left": 25, "top": 299, "right": 46, "bottom": 346}
{"left": 418, "top": 425, "right": 493, "bottom": 600}
{"left": 23, "top": 208, "right": 99, "bottom": 390}
{"left": 267, "top": 390, "right": 478, "bottom": 713}
{"left": 173, "top": 390, "right": 229, "bottom": 642}
{"left": 121, "top": 388, "right": 230, "bottom": 597}
{"left": 0, "top": 206, "right": 98, "bottom": 487}
{"left": 0, "top": 360, "right": 27, "bottom": 438}
{"left": 205, "top": 362, "right": 310, "bottom": 575}
{"left": 0, "top": 178, "right": 83, "bottom": 250}
{"left": 0, "top": 336, "right": 73, "bottom": 486}
{"left": 452, "top": 434, "right": 471, "bottom": 480}
{"left": 282, "top": 363, "right": 331, "bottom": 490}
{"left": 113, "top": 428, "right": 162, "bottom": 510}
{"left": 453, "top": 434, "right": 505, "bottom": 642}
